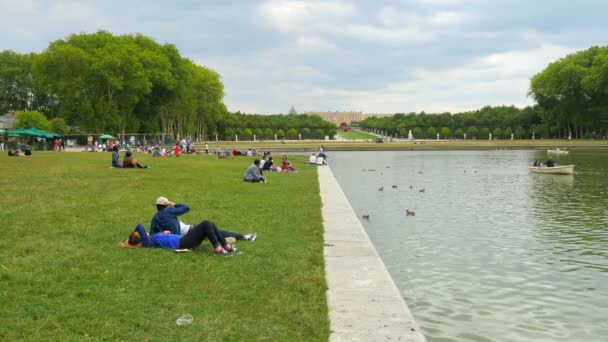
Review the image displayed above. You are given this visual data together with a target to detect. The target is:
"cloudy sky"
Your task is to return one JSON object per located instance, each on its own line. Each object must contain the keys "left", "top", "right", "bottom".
{"left": 1, "top": 0, "right": 607, "bottom": 114}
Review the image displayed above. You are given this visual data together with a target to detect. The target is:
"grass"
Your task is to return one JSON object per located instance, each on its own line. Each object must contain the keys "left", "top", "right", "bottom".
{"left": 0, "top": 151, "right": 329, "bottom": 341}
{"left": 335, "top": 130, "right": 376, "bottom": 140}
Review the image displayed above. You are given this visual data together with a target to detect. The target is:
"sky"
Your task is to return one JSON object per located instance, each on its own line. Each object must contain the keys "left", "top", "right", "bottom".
{"left": 1, "top": 0, "right": 607, "bottom": 114}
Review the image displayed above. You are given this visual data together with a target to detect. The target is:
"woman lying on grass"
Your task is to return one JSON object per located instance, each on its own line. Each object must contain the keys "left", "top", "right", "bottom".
{"left": 123, "top": 222, "right": 240, "bottom": 255}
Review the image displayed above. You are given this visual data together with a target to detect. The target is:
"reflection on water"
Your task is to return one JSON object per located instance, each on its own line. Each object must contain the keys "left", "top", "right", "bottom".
{"left": 330, "top": 150, "right": 608, "bottom": 342}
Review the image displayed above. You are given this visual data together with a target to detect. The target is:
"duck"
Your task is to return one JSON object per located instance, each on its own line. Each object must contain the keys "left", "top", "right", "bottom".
{"left": 406, "top": 209, "right": 416, "bottom": 216}
{"left": 409, "top": 185, "right": 413, "bottom": 189}
{"left": 378, "top": 186, "right": 384, "bottom": 191}
{"left": 362, "top": 214, "right": 370, "bottom": 221}
{"left": 418, "top": 171, "right": 423, "bottom": 174}
{"left": 392, "top": 185, "right": 398, "bottom": 188}
{"left": 419, "top": 188, "right": 425, "bottom": 193}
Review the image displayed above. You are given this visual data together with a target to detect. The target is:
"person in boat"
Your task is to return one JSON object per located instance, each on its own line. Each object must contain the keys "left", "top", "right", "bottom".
{"left": 532, "top": 160, "right": 539, "bottom": 167}
{"left": 545, "top": 158, "right": 555, "bottom": 167}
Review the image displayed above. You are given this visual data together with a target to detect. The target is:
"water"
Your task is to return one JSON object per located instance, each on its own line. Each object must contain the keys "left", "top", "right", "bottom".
{"left": 329, "top": 150, "right": 608, "bottom": 342}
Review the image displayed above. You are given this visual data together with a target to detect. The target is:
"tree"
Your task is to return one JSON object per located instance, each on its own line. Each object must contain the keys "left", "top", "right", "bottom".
{"left": 455, "top": 128, "right": 464, "bottom": 138}
{"left": 467, "top": 126, "right": 478, "bottom": 139}
{"left": 14, "top": 111, "right": 51, "bottom": 131}
{"left": 50, "top": 117, "right": 68, "bottom": 135}
{"left": 253, "top": 128, "right": 263, "bottom": 139}
{"left": 426, "top": 127, "right": 437, "bottom": 139}
{"left": 242, "top": 128, "right": 253, "bottom": 140}
{"left": 276, "top": 129, "right": 285, "bottom": 139}
{"left": 263, "top": 128, "right": 273, "bottom": 140}
{"left": 480, "top": 127, "right": 490, "bottom": 139}
{"left": 530, "top": 46, "right": 608, "bottom": 138}
{"left": 314, "top": 128, "right": 324, "bottom": 139}
{"left": 413, "top": 127, "right": 422, "bottom": 138}
{"left": 493, "top": 127, "right": 502, "bottom": 139}
{"left": 286, "top": 128, "right": 298, "bottom": 139}
{"left": 504, "top": 127, "right": 513, "bottom": 139}
{"left": 301, "top": 127, "right": 311, "bottom": 138}
{"left": 440, "top": 127, "right": 450, "bottom": 139}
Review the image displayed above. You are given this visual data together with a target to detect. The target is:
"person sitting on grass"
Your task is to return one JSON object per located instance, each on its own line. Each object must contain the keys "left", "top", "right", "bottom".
{"left": 243, "top": 159, "right": 266, "bottom": 183}
{"left": 174, "top": 143, "right": 182, "bottom": 157}
{"left": 111, "top": 145, "right": 122, "bottom": 168}
{"left": 123, "top": 151, "right": 148, "bottom": 168}
{"left": 262, "top": 156, "right": 278, "bottom": 172}
{"left": 308, "top": 154, "right": 317, "bottom": 164}
{"left": 280, "top": 154, "right": 297, "bottom": 172}
{"left": 123, "top": 223, "right": 239, "bottom": 255}
{"left": 151, "top": 197, "right": 256, "bottom": 242}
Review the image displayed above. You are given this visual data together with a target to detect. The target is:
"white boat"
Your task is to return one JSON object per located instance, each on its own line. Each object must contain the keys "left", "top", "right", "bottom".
{"left": 528, "top": 165, "right": 575, "bottom": 175}
{"left": 547, "top": 148, "right": 569, "bottom": 155}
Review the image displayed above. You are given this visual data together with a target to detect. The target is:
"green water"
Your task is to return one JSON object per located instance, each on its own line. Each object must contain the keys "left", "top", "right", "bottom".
{"left": 330, "top": 150, "right": 608, "bottom": 342}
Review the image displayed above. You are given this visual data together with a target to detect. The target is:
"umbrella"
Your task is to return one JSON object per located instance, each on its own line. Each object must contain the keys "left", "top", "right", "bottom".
{"left": 98, "top": 134, "right": 115, "bottom": 140}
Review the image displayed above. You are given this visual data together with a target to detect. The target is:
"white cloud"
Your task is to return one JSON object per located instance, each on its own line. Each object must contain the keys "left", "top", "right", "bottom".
{"left": 430, "top": 11, "right": 468, "bottom": 26}
{"left": 258, "top": 0, "right": 356, "bottom": 33}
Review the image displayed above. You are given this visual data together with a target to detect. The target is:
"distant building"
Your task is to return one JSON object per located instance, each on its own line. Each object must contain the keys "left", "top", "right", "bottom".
{"left": 288, "top": 106, "right": 298, "bottom": 115}
{"left": 0, "top": 111, "right": 16, "bottom": 129}
{"left": 303, "top": 111, "right": 392, "bottom": 125}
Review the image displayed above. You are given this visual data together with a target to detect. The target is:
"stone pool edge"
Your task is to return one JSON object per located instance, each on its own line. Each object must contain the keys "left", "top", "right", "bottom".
{"left": 318, "top": 165, "right": 427, "bottom": 341}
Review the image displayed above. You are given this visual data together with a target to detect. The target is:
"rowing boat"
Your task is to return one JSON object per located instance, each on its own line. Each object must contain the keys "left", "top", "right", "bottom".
{"left": 528, "top": 165, "right": 575, "bottom": 175}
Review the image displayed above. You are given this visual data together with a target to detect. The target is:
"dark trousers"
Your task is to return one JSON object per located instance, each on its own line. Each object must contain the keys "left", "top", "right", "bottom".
{"left": 179, "top": 220, "right": 228, "bottom": 249}
{"left": 221, "top": 230, "right": 244, "bottom": 240}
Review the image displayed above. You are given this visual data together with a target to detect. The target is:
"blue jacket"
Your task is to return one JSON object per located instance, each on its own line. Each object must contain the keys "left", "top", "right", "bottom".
{"left": 112, "top": 150, "right": 121, "bottom": 168}
{"left": 150, "top": 203, "right": 190, "bottom": 235}
{"left": 136, "top": 224, "right": 181, "bottom": 249}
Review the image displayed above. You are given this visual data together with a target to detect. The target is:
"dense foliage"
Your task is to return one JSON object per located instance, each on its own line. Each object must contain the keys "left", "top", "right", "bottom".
{"left": 360, "top": 106, "right": 543, "bottom": 139}
{"left": 2, "top": 31, "right": 226, "bottom": 139}
{"left": 530, "top": 46, "right": 608, "bottom": 139}
{"left": 216, "top": 112, "right": 337, "bottom": 140}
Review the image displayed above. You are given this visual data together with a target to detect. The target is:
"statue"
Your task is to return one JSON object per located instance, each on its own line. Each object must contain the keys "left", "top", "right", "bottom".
{"left": 408, "top": 129, "right": 413, "bottom": 141}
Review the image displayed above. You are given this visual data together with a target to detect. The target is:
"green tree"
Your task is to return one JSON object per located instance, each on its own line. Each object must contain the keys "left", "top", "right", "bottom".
{"left": 242, "top": 128, "right": 253, "bottom": 140}
{"left": 426, "top": 127, "right": 437, "bottom": 139}
{"left": 50, "top": 117, "right": 68, "bottom": 135}
{"left": 253, "top": 128, "right": 263, "bottom": 140}
{"left": 263, "top": 128, "right": 273, "bottom": 140}
{"left": 413, "top": 127, "right": 422, "bottom": 138}
{"left": 286, "top": 128, "right": 298, "bottom": 139}
{"left": 455, "top": 128, "right": 464, "bottom": 138}
{"left": 493, "top": 127, "right": 502, "bottom": 139}
{"left": 14, "top": 111, "right": 51, "bottom": 131}
{"left": 276, "top": 129, "right": 285, "bottom": 139}
{"left": 480, "top": 127, "right": 490, "bottom": 139}
{"left": 314, "top": 128, "right": 324, "bottom": 139}
{"left": 440, "top": 127, "right": 450, "bottom": 139}
{"left": 504, "top": 127, "right": 513, "bottom": 139}
{"left": 301, "top": 127, "right": 311, "bottom": 138}
{"left": 466, "top": 126, "right": 478, "bottom": 139}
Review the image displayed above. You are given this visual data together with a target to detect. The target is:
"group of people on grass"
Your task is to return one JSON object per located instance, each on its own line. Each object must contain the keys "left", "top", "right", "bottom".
{"left": 112, "top": 145, "right": 148, "bottom": 168}
{"left": 243, "top": 153, "right": 300, "bottom": 183}
{"left": 122, "top": 197, "right": 256, "bottom": 254}
{"left": 7, "top": 143, "right": 32, "bottom": 157}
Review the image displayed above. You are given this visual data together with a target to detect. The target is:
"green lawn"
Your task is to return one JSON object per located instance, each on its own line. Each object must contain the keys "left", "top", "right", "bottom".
{"left": 0, "top": 151, "right": 329, "bottom": 341}
{"left": 335, "top": 130, "right": 376, "bottom": 140}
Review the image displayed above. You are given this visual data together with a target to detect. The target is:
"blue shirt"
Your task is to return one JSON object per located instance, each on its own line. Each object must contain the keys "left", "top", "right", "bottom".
{"left": 150, "top": 203, "right": 190, "bottom": 235}
{"left": 136, "top": 224, "right": 181, "bottom": 249}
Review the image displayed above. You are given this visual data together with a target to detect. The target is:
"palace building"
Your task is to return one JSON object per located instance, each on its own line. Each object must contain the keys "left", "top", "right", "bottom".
{"left": 302, "top": 111, "right": 392, "bottom": 125}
